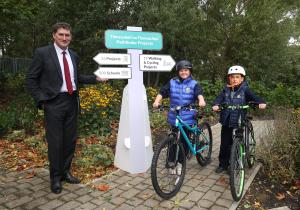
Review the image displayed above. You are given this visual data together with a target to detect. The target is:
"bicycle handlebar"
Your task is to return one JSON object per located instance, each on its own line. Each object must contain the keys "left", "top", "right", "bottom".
{"left": 217, "top": 102, "right": 259, "bottom": 111}
{"left": 156, "top": 104, "right": 201, "bottom": 112}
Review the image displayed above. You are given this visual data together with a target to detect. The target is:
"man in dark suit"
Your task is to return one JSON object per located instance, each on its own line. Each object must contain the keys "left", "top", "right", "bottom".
{"left": 27, "top": 22, "right": 106, "bottom": 194}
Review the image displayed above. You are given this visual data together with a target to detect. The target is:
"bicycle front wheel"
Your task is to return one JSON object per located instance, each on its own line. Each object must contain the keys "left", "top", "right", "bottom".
{"left": 229, "top": 138, "right": 245, "bottom": 201}
{"left": 245, "top": 121, "right": 256, "bottom": 168}
{"left": 151, "top": 137, "right": 186, "bottom": 199}
{"left": 195, "top": 122, "right": 213, "bottom": 166}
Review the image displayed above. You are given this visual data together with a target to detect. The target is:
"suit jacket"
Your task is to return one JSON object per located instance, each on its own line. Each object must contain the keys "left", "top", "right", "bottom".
{"left": 26, "top": 44, "right": 97, "bottom": 108}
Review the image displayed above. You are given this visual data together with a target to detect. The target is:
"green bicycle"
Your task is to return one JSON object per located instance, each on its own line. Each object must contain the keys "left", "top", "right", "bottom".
{"left": 220, "top": 103, "right": 257, "bottom": 201}
{"left": 151, "top": 104, "right": 213, "bottom": 199}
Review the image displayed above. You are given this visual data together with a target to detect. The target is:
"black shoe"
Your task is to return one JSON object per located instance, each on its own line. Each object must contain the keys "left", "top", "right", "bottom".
{"left": 63, "top": 172, "right": 80, "bottom": 184}
{"left": 215, "top": 166, "right": 227, "bottom": 174}
{"left": 51, "top": 180, "right": 62, "bottom": 194}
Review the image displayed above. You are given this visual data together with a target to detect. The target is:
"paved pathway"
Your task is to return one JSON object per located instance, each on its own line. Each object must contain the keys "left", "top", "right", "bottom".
{"left": 0, "top": 121, "right": 272, "bottom": 210}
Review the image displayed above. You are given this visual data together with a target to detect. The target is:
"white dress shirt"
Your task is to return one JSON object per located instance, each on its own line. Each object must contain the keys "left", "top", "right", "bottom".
{"left": 54, "top": 43, "right": 76, "bottom": 92}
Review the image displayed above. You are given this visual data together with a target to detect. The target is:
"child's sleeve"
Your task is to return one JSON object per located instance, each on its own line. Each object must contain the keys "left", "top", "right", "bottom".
{"left": 194, "top": 84, "right": 203, "bottom": 96}
{"left": 159, "top": 81, "right": 171, "bottom": 98}
{"left": 212, "top": 90, "right": 225, "bottom": 105}
{"left": 245, "top": 88, "right": 266, "bottom": 104}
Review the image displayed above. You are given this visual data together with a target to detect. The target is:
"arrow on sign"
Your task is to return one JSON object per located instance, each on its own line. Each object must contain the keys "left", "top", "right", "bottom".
{"left": 93, "top": 53, "right": 131, "bottom": 65}
{"left": 139, "top": 55, "right": 175, "bottom": 71}
{"left": 94, "top": 67, "right": 132, "bottom": 79}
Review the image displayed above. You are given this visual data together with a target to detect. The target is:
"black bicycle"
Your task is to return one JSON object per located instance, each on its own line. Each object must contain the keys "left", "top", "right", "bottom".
{"left": 219, "top": 103, "right": 257, "bottom": 201}
{"left": 151, "top": 104, "right": 213, "bottom": 199}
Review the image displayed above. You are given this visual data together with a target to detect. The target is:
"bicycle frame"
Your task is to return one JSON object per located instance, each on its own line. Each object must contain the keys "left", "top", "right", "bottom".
{"left": 174, "top": 112, "right": 210, "bottom": 156}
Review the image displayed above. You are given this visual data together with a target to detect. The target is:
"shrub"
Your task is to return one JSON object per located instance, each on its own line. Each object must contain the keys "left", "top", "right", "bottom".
{"left": 0, "top": 94, "right": 39, "bottom": 137}
{"left": 200, "top": 79, "right": 224, "bottom": 106}
{"left": 258, "top": 107, "right": 300, "bottom": 180}
{"left": 79, "top": 83, "right": 121, "bottom": 136}
{"left": 0, "top": 73, "right": 26, "bottom": 94}
{"left": 75, "top": 143, "right": 114, "bottom": 167}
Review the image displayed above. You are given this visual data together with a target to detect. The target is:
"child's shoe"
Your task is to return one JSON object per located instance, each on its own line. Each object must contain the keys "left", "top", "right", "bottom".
{"left": 169, "top": 168, "right": 176, "bottom": 175}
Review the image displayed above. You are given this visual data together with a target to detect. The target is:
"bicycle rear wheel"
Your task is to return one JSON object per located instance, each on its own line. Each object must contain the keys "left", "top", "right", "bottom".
{"left": 151, "top": 137, "right": 186, "bottom": 199}
{"left": 195, "top": 122, "right": 213, "bottom": 166}
{"left": 229, "top": 138, "right": 245, "bottom": 201}
{"left": 245, "top": 121, "right": 256, "bottom": 168}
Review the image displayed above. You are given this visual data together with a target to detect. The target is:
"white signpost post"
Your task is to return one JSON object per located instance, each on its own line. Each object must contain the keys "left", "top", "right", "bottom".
{"left": 96, "top": 26, "right": 174, "bottom": 174}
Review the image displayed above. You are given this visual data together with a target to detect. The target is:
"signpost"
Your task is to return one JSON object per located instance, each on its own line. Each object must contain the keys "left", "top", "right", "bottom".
{"left": 94, "top": 67, "right": 131, "bottom": 79}
{"left": 105, "top": 30, "right": 163, "bottom": 50}
{"left": 95, "top": 27, "right": 175, "bottom": 174}
{"left": 93, "top": 53, "right": 131, "bottom": 65}
{"left": 139, "top": 54, "right": 175, "bottom": 71}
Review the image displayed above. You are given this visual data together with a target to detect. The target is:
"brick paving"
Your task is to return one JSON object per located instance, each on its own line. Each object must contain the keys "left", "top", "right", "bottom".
{"left": 0, "top": 121, "right": 271, "bottom": 210}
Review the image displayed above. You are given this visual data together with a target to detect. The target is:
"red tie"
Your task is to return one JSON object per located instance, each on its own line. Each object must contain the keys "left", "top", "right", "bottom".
{"left": 62, "top": 51, "right": 73, "bottom": 95}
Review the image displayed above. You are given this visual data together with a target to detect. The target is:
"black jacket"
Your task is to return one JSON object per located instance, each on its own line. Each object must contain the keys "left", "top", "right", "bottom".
{"left": 26, "top": 44, "right": 97, "bottom": 108}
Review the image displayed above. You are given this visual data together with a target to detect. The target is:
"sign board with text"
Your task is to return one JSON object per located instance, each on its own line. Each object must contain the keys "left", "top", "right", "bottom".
{"left": 94, "top": 67, "right": 131, "bottom": 79}
{"left": 105, "top": 30, "right": 163, "bottom": 50}
{"left": 93, "top": 53, "right": 131, "bottom": 65}
{"left": 139, "top": 54, "right": 175, "bottom": 71}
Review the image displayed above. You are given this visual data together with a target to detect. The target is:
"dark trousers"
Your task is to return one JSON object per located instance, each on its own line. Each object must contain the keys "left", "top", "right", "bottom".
{"left": 168, "top": 128, "right": 190, "bottom": 164}
{"left": 218, "top": 125, "right": 234, "bottom": 168}
{"left": 44, "top": 92, "right": 78, "bottom": 182}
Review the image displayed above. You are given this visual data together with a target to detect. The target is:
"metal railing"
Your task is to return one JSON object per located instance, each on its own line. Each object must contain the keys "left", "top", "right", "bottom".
{"left": 0, "top": 57, "right": 32, "bottom": 75}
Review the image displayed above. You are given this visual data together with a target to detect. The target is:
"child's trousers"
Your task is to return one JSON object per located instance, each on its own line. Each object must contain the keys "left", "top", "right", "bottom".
{"left": 218, "top": 125, "right": 234, "bottom": 168}
{"left": 168, "top": 127, "right": 190, "bottom": 164}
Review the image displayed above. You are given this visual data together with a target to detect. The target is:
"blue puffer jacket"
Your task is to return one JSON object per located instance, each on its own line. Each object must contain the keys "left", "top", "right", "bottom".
{"left": 220, "top": 81, "right": 248, "bottom": 128}
{"left": 167, "top": 76, "right": 197, "bottom": 126}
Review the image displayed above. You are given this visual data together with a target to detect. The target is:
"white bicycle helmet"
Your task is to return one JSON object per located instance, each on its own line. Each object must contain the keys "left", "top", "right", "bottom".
{"left": 228, "top": 65, "right": 246, "bottom": 76}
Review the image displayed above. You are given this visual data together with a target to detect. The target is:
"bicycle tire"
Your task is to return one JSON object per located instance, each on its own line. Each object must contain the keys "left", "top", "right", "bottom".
{"left": 229, "top": 138, "right": 245, "bottom": 201}
{"left": 151, "top": 137, "right": 186, "bottom": 199}
{"left": 246, "top": 121, "right": 256, "bottom": 168}
{"left": 195, "top": 122, "right": 213, "bottom": 166}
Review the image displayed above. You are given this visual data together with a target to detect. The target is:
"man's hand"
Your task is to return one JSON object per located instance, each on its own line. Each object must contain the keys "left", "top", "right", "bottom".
{"left": 198, "top": 100, "right": 206, "bottom": 107}
{"left": 96, "top": 77, "right": 108, "bottom": 82}
{"left": 198, "top": 95, "right": 206, "bottom": 107}
{"left": 212, "top": 105, "right": 219, "bottom": 112}
{"left": 153, "top": 94, "right": 162, "bottom": 108}
{"left": 153, "top": 101, "right": 160, "bottom": 108}
{"left": 259, "top": 103, "right": 267, "bottom": 109}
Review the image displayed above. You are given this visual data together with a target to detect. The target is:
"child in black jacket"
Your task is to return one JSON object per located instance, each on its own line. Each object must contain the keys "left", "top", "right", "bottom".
{"left": 212, "top": 65, "right": 266, "bottom": 173}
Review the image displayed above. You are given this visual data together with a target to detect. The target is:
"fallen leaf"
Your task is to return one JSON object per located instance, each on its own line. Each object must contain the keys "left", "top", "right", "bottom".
{"left": 243, "top": 204, "right": 251, "bottom": 209}
{"left": 95, "top": 171, "right": 103, "bottom": 177}
{"left": 35, "top": 162, "right": 44, "bottom": 167}
{"left": 292, "top": 180, "right": 300, "bottom": 189}
{"left": 265, "top": 189, "right": 272, "bottom": 193}
{"left": 275, "top": 192, "right": 285, "bottom": 200}
{"left": 217, "top": 176, "right": 229, "bottom": 186}
{"left": 174, "top": 198, "right": 180, "bottom": 206}
{"left": 25, "top": 171, "right": 36, "bottom": 179}
{"left": 142, "top": 193, "right": 151, "bottom": 199}
{"left": 254, "top": 201, "right": 261, "bottom": 208}
{"left": 286, "top": 191, "right": 294, "bottom": 197}
{"left": 95, "top": 184, "right": 109, "bottom": 191}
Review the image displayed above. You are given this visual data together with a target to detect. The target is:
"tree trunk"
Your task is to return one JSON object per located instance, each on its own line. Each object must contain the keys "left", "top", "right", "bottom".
{"left": 147, "top": 72, "right": 151, "bottom": 86}
{"left": 154, "top": 72, "right": 160, "bottom": 87}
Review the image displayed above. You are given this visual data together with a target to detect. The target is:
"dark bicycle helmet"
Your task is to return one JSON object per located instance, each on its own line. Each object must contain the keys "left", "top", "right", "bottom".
{"left": 176, "top": 60, "right": 192, "bottom": 71}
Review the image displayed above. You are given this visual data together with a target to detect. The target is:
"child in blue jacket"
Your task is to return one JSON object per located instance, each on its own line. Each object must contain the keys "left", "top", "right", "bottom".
{"left": 212, "top": 65, "right": 266, "bottom": 173}
{"left": 153, "top": 60, "right": 206, "bottom": 176}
